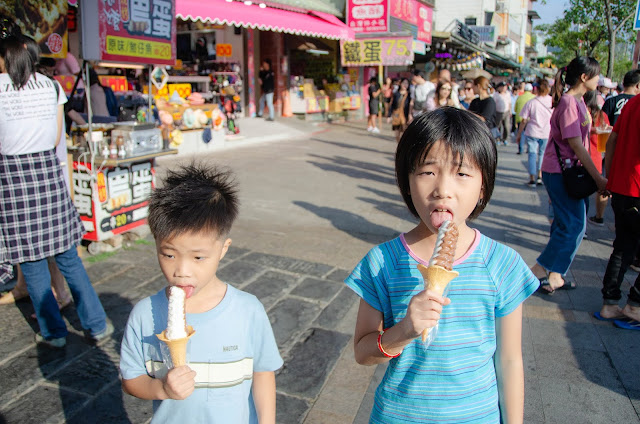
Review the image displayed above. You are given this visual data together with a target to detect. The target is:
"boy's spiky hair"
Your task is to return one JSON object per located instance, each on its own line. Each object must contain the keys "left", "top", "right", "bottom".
{"left": 148, "top": 163, "right": 239, "bottom": 241}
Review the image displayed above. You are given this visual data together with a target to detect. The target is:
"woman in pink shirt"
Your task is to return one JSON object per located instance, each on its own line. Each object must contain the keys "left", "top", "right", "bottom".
{"left": 530, "top": 57, "right": 607, "bottom": 294}
{"left": 517, "top": 80, "right": 553, "bottom": 187}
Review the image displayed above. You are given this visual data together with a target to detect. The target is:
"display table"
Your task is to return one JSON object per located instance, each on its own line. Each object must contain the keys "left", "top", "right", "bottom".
{"left": 72, "top": 149, "right": 177, "bottom": 243}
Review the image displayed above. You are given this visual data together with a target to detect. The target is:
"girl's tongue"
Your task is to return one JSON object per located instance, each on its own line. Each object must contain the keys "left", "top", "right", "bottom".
{"left": 430, "top": 210, "right": 453, "bottom": 229}
{"left": 178, "top": 286, "right": 195, "bottom": 298}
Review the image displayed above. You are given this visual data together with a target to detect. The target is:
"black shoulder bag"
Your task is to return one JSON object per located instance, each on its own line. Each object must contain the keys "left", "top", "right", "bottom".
{"left": 552, "top": 138, "right": 597, "bottom": 199}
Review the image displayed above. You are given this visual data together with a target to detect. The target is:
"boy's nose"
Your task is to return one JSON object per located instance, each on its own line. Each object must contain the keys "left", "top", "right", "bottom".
{"left": 173, "top": 260, "right": 192, "bottom": 278}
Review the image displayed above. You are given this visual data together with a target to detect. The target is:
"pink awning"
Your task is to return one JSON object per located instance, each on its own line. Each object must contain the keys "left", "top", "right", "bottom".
{"left": 176, "top": 0, "right": 354, "bottom": 41}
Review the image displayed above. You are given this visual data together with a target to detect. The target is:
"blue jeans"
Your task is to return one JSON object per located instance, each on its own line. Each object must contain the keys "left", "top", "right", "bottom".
{"left": 259, "top": 92, "right": 274, "bottom": 119}
{"left": 20, "top": 246, "right": 107, "bottom": 340}
{"left": 537, "top": 172, "right": 586, "bottom": 275}
{"left": 526, "top": 136, "right": 548, "bottom": 177}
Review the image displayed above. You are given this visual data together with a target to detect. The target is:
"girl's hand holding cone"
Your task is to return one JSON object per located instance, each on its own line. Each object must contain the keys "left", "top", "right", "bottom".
{"left": 401, "top": 289, "right": 451, "bottom": 339}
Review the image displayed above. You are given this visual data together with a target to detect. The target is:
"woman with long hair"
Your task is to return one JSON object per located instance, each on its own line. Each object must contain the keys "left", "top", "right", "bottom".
{"left": 0, "top": 32, "right": 111, "bottom": 348}
{"left": 427, "top": 80, "right": 460, "bottom": 110}
{"left": 387, "top": 78, "right": 411, "bottom": 143}
{"left": 468, "top": 76, "right": 496, "bottom": 130}
{"left": 516, "top": 79, "right": 553, "bottom": 186}
{"left": 584, "top": 89, "right": 610, "bottom": 226}
{"left": 530, "top": 57, "right": 607, "bottom": 294}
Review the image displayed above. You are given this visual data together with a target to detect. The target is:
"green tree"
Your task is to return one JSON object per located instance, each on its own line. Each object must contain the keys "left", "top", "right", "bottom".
{"left": 537, "top": 0, "right": 636, "bottom": 76}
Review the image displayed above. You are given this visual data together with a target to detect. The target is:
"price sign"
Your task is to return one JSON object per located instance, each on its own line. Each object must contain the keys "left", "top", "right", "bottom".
{"left": 216, "top": 43, "right": 233, "bottom": 57}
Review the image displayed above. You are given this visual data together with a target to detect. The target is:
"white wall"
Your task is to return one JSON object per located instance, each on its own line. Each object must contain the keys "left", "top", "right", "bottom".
{"left": 433, "top": 0, "right": 494, "bottom": 32}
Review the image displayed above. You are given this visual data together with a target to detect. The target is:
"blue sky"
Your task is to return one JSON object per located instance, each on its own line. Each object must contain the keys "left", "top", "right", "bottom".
{"left": 534, "top": 0, "right": 568, "bottom": 25}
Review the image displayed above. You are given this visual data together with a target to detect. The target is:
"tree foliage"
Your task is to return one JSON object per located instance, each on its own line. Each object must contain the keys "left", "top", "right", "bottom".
{"left": 536, "top": 0, "right": 636, "bottom": 77}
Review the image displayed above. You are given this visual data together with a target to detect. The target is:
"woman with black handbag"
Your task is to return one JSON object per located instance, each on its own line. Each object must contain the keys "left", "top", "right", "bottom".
{"left": 530, "top": 57, "right": 607, "bottom": 294}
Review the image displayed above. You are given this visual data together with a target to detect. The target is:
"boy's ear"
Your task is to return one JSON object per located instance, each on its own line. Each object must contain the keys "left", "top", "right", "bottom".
{"left": 219, "top": 238, "right": 232, "bottom": 260}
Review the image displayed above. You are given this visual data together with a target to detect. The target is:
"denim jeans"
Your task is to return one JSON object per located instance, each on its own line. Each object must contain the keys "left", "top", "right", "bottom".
{"left": 20, "top": 246, "right": 107, "bottom": 340}
{"left": 601, "top": 193, "right": 640, "bottom": 306}
{"left": 526, "top": 136, "right": 548, "bottom": 176}
{"left": 259, "top": 92, "right": 274, "bottom": 120}
{"left": 537, "top": 172, "right": 586, "bottom": 275}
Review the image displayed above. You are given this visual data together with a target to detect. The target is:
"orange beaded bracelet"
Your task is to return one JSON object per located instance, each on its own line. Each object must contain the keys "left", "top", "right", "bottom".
{"left": 377, "top": 329, "right": 401, "bottom": 358}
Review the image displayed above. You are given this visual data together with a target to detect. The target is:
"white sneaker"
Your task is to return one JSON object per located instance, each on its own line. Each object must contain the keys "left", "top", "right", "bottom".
{"left": 372, "top": 127, "right": 380, "bottom": 134}
{"left": 367, "top": 126, "right": 373, "bottom": 132}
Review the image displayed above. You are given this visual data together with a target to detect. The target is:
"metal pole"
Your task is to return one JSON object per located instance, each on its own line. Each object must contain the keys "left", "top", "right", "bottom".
{"left": 148, "top": 65, "right": 153, "bottom": 121}
{"left": 633, "top": 31, "right": 640, "bottom": 70}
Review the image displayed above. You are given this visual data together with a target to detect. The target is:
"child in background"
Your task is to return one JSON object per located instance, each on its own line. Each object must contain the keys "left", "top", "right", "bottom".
{"left": 346, "top": 108, "right": 539, "bottom": 423}
{"left": 584, "top": 90, "right": 610, "bottom": 226}
{"left": 120, "top": 164, "right": 282, "bottom": 423}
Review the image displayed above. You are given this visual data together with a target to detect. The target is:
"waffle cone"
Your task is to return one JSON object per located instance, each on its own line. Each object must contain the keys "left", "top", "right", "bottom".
{"left": 417, "top": 264, "right": 459, "bottom": 341}
{"left": 156, "top": 326, "right": 195, "bottom": 367}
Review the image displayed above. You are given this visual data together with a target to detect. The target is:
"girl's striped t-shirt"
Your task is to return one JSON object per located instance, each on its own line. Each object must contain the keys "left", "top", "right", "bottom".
{"left": 345, "top": 230, "right": 539, "bottom": 423}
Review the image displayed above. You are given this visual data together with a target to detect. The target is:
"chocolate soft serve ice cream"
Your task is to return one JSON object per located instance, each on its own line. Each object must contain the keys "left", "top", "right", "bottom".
{"left": 417, "top": 220, "right": 459, "bottom": 342}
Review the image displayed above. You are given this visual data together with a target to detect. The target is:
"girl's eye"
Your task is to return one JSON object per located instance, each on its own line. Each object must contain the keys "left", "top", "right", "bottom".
{"left": 458, "top": 172, "right": 470, "bottom": 177}
{"left": 162, "top": 254, "right": 174, "bottom": 259}
{"left": 194, "top": 256, "right": 206, "bottom": 261}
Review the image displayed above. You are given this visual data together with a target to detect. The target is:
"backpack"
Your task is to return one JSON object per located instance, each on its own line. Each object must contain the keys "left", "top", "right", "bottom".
{"left": 102, "top": 85, "right": 119, "bottom": 117}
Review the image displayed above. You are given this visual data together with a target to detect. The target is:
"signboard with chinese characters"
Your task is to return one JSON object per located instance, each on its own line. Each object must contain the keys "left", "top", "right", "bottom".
{"left": 346, "top": 0, "right": 389, "bottom": 33}
{"left": 73, "top": 159, "right": 155, "bottom": 242}
{"left": 0, "top": 1, "right": 68, "bottom": 58}
{"left": 341, "top": 37, "right": 414, "bottom": 66}
{"left": 389, "top": 0, "right": 432, "bottom": 44}
{"left": 81, "top": 0, "right": 176, "bottom": 65}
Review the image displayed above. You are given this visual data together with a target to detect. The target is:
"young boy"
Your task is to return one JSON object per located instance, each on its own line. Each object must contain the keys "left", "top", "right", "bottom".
{"left": 120, "top": 164, "right": 282, "bottom": 423}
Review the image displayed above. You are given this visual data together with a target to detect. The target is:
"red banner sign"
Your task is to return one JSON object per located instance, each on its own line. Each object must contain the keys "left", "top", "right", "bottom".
{"left": 390, "top": 0, "right": 432, "bottom": 44}
{"left": 347, "top": 0, "right": 388, "bottom": 33}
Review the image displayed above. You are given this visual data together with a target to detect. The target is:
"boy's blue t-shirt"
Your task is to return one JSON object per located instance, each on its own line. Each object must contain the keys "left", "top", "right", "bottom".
{"left": 345, "top": 231, "right": 539, "bottom": 423}
{"left": 120, "top": 284, "right": 283, "bottom": 424}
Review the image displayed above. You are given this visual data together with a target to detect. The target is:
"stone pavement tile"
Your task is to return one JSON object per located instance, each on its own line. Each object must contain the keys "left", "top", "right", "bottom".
{"left": 244, "top": 271, "right": 300, "bottom": 310}
{"left": 595, "top": 325, "right": 640, "bottom": 392}
{"left": 524, "top": 375, "right": 545, "bottom": 423}
{"left": 49, "top": 347, "right": 121, "bottom": 396}
{"left": 531, "top": 344, "right": 623, "bottom": 388}
{"left": 269, "top": 297, "right": 323, "bottom": 349}
{"left": 0, "top": 384, "right": 88, "bottom": 424}
{"left": 243, "top": 252, "right": 334, "bottom": 278}
{"left": 367, "top": 363, "right": 388, "bottom": 394}
{"left": 277, "top": 328, "right": 350, "bottom": 399}
{"left": 325, "top": 268, "right": 350, "bottom": 283}
{"left": 569, "top": 269, "right": 604, "bottom": 289}
{"left": 290, "top": 277, "right": 342, "bottom": 302}
{"left": 537, "top": 376, "right": 638, "bottom": 423}
{"left": 526, "top": 290, "right": 574, "bottom": 309}
{"left": 303, "top": 408, "right": 353, "bottom": 424}
{"left": 277, "top": 393, "right": 310, "bottom": 424}
{"left": 628, "top": 390, "right": 640, "bottom": 420}
{"left": 524, "top": 304, "right": 576, "bottom": 322}
{"left": 95, "top": 266, "right": 161, "bottom": 301}
{"left": 528, "top": 318, "right": 606, "bottom": 352}
{"left": 223, "top": 246, "right": 250, "bottom": 261}
{"left": 353, "top": 393, "right": 374, "bottom": 424}
{"left": 217, "top": 259, "right": 267, "bottom": 288}
{"left": 0, "top": 303, "right": 39, "bottom": 357}
{"left": 566, "top": 286, "right": 607, "bottom": 313}
{"left": 86, "top": 260, "right": 133, "bottom": 286}
{"left": 68, "top": 380, "right": 152, "bottom": 424}
{"left": 309, "top": 386, "right": 363, "bottom": 421}
{"left": 0, "top": 338, "right": 89, "bottom": 405}
{"left": 312, "top": 287, "right": 358, "bottom": 332}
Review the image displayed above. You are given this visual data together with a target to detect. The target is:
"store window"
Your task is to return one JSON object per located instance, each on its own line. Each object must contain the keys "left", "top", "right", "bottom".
{"left": 464, "top": 17, "right": 477, "bottom": 26}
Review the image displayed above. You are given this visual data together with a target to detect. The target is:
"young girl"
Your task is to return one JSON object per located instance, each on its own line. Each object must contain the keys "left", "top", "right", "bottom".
{"left": 346, "top": 107, "right": 539, "bottom": 423}
{"left": 584, "top": 90, "right": 610, "bottom": 226}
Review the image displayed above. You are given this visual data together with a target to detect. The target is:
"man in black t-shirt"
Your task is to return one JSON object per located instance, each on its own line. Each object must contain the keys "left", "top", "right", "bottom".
{"left": 602, "top": 70, "right": 640, "bottom": 126}
{"left": 258, "top": 59, "right": 275, "bottom": 121}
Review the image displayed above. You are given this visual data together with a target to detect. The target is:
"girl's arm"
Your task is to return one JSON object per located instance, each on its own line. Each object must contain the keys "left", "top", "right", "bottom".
{"left": 494, "top": 304, "right": 525, "bottom": 424}
{"left": 55, "top": 105, "right": 64, "bottom": 146}
{"left": 353, "top": 292, "right": 449, "bottom": 365}
{"left": 566, "top": 136, "right": 607, "bottom": 191}
{"left": 252, "top": 371, "right": 276, "bottom": 424}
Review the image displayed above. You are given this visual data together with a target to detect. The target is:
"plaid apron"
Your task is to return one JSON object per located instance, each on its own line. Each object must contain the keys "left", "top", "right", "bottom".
{"left": 0, "top": 149, "right": 85, "bottom": 284}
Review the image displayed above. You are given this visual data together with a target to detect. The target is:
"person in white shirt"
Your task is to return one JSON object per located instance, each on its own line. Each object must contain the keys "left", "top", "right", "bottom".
{"left": 410, "top": 70, "right": 435, "bottom": 119}
{"left": 493, "top": 82, "right": 512, "bottom": 144}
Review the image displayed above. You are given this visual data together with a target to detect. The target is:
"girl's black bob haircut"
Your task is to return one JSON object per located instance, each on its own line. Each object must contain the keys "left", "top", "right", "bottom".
{"left": 148, "top": 163, "right": 239, "bottom": 242}
{"left": 395, "top": 107, "right": 497, "bottom": 220}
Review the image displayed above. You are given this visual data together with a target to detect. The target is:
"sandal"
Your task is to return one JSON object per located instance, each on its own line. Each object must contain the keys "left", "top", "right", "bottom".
{"left": 556, "top": 280, "right": 577, "bottom": 290}
{"left": 0, "top": 288, "right": 29, "bottom": 305}
{"left": 536, "top": 277, "right": 555, "bottom": 295}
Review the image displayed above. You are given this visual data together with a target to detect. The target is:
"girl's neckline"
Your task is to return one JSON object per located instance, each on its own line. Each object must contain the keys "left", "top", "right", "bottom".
{"left": 400, "top": 229, "right": 481, "bottom": 266}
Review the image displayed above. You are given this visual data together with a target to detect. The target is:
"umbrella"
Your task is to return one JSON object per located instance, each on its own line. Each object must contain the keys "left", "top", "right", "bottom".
{"left": 461, "top": 68, "right": 492, "bottom": 80}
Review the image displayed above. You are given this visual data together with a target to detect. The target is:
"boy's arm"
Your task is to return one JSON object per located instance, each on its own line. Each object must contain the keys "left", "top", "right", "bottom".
{"left": 122, "top": 366, "right": 196, "bottom": 400}
{"left": 495, "top": 304, "right": 525, "bottom": 424}
{"left": 252, "top": 371, "right": 276, "bottom": 424}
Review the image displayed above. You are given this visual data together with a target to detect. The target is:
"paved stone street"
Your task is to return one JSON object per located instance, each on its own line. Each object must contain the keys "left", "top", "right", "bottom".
{"left": 0, "top": 117, "right": 639, "bottom": 423}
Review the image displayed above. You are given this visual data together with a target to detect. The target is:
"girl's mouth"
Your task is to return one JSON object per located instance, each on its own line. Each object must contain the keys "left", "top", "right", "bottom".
{"left": 430, "top": 208, "right": 453, "bottom": 228}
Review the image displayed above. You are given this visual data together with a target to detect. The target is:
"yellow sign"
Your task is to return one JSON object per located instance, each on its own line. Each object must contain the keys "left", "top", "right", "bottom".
{"left": 341, "top": 37, "right": 414, "bottom": 66}
{"left": 216, "top": 44, "right": 233, "bottom": 57}
{"left": 105, "top": 35, "right": 173, "bottom": 60}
